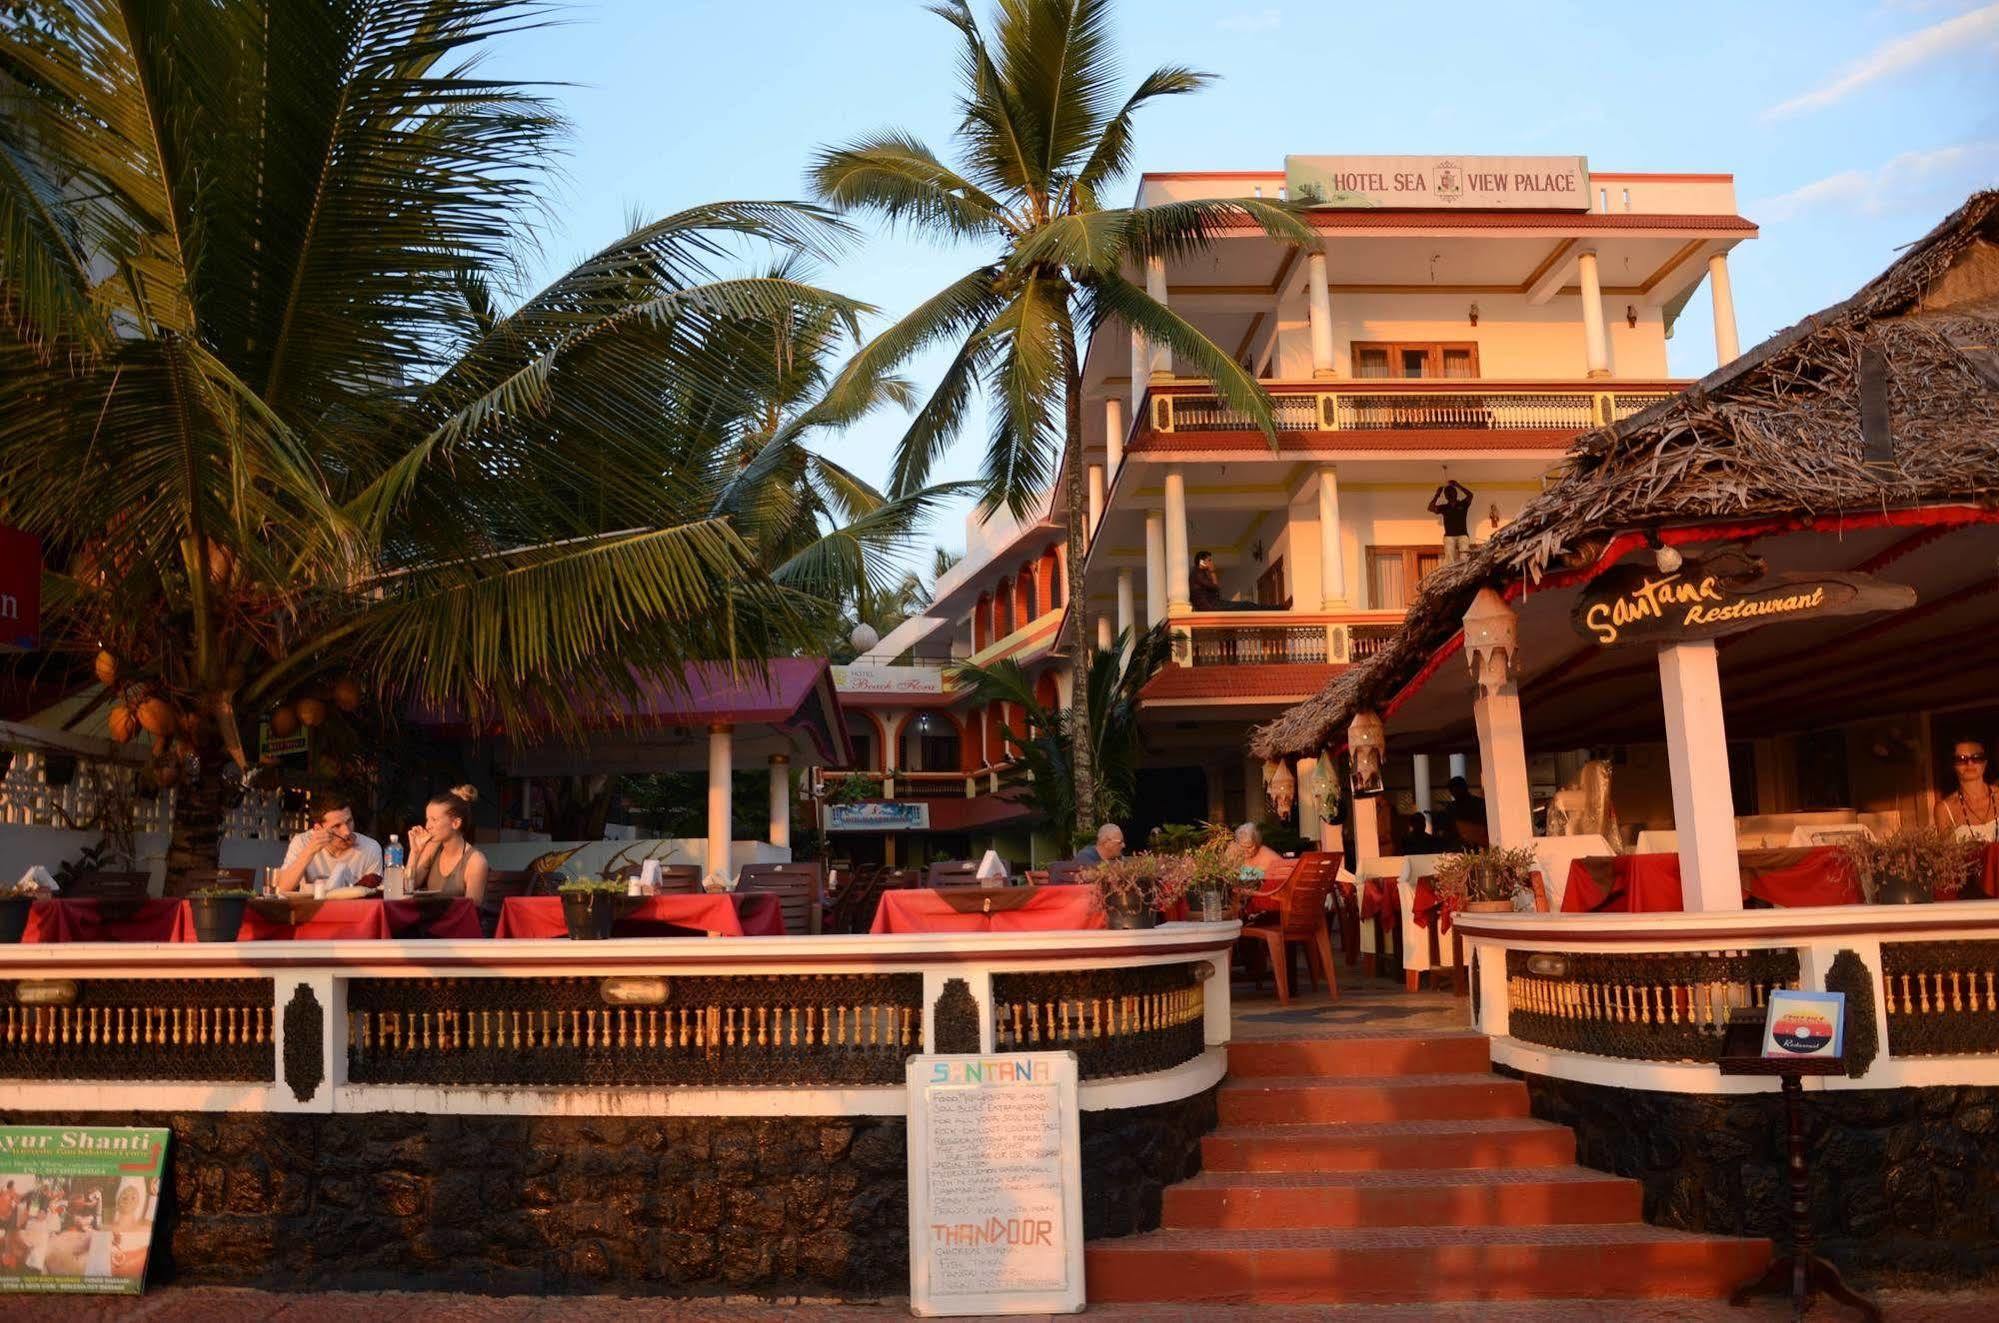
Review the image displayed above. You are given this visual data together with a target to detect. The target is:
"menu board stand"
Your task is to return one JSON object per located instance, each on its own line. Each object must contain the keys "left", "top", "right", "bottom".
{"left": 905, "top": 1051, "right": 1083, "bottom": 1316}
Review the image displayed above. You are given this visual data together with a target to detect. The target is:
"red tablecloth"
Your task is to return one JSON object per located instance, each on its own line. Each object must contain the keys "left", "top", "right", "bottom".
{"left": 869, "top": 886, "right": 1103, "bottom": 934}
{"left": 1977, "top": 842, "right": 1999, "bottom": 898}
{"left": 220, "top": 898, "right": 393, "bottom": 941}
{"left": 1562, "top": 847, "right": 1862, "bottom": 913}
{"left": 1410, "top": 876, "right": 1448, "bottom": 933}
{"left": 22, "top": 897, "right": 184, "bottom": 943}
{"left": 494, "top": 894, "right": 744, "bottom": 938}
{"left": 730, "top": 892, "right": 787, "bottom": 937}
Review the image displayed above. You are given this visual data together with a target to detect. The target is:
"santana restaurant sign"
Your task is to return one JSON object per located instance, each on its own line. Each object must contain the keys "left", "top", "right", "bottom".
{"left": 1573, "top": 552, "right": 1915, "bottom": 648}
{"left": 1285, "top": 155, "right": 1589, "bottom": 210}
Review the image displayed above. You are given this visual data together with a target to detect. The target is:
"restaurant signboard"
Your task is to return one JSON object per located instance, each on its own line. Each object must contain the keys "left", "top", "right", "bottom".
{"left": 828, "top": 801, "right": 930, "bottom": 832}
{"left": 0, "top": 525, "right": 40, "bottom": 650}
{"left": 0, "top": 1125, "right": 169, "bottom": 1294}
{"left": 1573, "top": 551, "right": 1915, "bottom": 648}
{"left": 1285, "top": 155, "right": 1589, "bottom": 210}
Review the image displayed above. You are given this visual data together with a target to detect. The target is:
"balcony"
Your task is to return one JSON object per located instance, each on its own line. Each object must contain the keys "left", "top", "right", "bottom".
{"left": 1171, "top": 610, "right": 1407, "bottom": 667}
{"left": 1135, "top": 379, "right": 1683, "bottom": 444}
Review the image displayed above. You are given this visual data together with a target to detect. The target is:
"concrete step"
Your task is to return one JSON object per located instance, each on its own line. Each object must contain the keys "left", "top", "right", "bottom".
{"left": 1218, "top": 1073, "right": 1530, "bottom": 1125}
{"left": 1227, "top": 1034, "right": 1491, "bottom": 1080}
{"left": 1085, "top": 1224, "right": 1772, "bottom": 1304}
{"left": 1163, "top": 1165, "right": 1643, "bottom": 1230}
{"left": 1202, "top": 1119, "right": 1576, "bottom": 1173}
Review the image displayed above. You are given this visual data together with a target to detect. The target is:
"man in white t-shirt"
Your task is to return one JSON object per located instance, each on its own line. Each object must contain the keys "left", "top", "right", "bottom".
{"left": 276, "top": 794, "right": 383, "bottom": 894}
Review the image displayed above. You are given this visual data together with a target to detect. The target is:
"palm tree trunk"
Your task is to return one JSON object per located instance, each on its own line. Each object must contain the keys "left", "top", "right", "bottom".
{"left": 165, "top": 727, "right": 229, "bottom": 885}
{"left": 1061, "top": 351, "right": 1097, "bottom": 839}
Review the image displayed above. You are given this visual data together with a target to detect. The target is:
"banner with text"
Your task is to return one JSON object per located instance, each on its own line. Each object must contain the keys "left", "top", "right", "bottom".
{"left": 828, "top": 801, "right": 930, "bottom": 833}
{"left": 0, "top": 1126, "right": 169, "bottom": 1295}
{"left": 1285, "top": 155, "right": 1590, "bottom": 210}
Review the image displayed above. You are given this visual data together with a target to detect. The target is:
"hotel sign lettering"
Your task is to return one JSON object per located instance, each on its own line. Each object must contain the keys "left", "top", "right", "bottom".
{"left": 1285, "top": 155, "right": 1589, "bottom": 210}
{"left": 1573, "top": 553, "right": 1915, "bottom": 648}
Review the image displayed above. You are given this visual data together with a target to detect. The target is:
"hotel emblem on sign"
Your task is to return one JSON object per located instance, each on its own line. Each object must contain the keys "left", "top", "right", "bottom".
{"left": 1433, "top": 160, "right": 1464, "bottom": 204}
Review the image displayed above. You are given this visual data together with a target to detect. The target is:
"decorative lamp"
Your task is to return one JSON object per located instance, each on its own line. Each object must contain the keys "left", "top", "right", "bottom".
{"left": 1468, "top": 301, "right": 1480, "bottom": 327}
{"left": 1347, "top": 710, "right": 1386, "bottom": 797}
{"left": 1264, "top": 759, "right": 1296, "bottom": 819}
{"left": 849, "top": 622, "right": 880, "bottom": 654}
{"left": 1462, "top": 588, "right": 1519, "bottom": 693}
{"left": 1625, "top": 304, "right": 1638, "bottom": 329}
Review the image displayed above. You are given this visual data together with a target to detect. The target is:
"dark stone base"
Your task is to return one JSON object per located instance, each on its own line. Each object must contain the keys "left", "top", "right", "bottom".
{"left": 1499, "top": 1068, "right": 1999, "bottom": 1284}
{"left": 0, "top": 1087, "right": 1215, "bottom": 1295}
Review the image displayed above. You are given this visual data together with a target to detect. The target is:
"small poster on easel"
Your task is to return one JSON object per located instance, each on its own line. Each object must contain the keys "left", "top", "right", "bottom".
{"left": 905, "top": 1052, "right": 1083, "bottom": 1317}
{"left": 1761, "top": 990, "right": 1845, "bottom": 1060}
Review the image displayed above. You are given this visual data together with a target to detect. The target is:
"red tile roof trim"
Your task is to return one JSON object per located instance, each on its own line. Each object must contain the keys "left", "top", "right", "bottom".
{"left": 1214, "top": 211, "right": 1756, "bottom": 234}
{"left": 1143, "top": 664, "right": 1346, "bottom": 702}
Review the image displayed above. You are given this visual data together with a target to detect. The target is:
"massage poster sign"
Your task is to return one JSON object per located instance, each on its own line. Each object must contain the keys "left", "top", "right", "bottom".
{"left": 906, "top": 1052, "right": 1083, "bottom": 1316}
{"left": 0, "top": 1126, "right": 168, "bottom": 1294}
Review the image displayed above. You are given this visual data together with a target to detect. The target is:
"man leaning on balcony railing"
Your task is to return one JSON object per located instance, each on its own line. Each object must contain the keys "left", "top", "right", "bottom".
{"left": 1192, "top": 551, "right": 1285, "bottom": 612}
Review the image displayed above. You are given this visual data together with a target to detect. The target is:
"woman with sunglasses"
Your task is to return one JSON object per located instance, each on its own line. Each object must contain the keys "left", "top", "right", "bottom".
{"left": 1936, "top": 739, "right": 1998, "bottom": 842}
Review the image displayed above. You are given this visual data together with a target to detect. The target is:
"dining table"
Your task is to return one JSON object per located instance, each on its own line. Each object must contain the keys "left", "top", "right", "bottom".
{"left": 493, "top": 893, "right": 748, "bottom": 939}
{"left": 868, "top": 884, "right": 1102, "bottom": 935}
{"left": 19, "top": 894, "right": 484, "bottom": 942}
{"left": 1561, "top": 847, "right": 1864, "bottom": 914}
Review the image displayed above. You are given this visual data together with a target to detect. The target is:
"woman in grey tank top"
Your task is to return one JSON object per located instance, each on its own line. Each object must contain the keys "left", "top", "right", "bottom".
{"left": 407, "top": 785, "right": 491, "bottom": 901}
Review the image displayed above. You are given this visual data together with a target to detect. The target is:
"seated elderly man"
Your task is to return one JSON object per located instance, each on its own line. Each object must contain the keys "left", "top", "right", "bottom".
{"left": 1073, "top": 823, "right": 1126, "bottom": 866}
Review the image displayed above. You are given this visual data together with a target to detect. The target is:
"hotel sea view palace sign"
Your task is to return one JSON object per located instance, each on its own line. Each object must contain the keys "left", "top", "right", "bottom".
{"left": 1285, "top": 155, "right": 1590, "bottom": 210}
{"left": 1573, "top": 550, "right": 1915, "bottom": 648}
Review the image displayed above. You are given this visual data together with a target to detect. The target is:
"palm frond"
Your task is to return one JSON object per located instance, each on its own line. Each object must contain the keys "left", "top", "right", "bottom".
{"left": 1090, "top": 271, "right": 1283, "bottom": 444}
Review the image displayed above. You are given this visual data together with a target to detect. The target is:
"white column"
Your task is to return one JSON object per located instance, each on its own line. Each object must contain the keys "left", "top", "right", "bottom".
{"left": 1095, "top": 614, "right": 1113, "bottom": 650}
{"left": 1104, "top": 396, "right": 1125, "bottom": 479}
{"left": 1144, "top": 511, "right": 1167, "bottom": 627}
{"left": 1577, "top": 249, "right": 1610, "bottom": 379}
{"left": 1115, "top": 569, "right": 1135, "bottom": 640}
{"left": 1412, "top": 753, "right": 1433, "bottom": 815}
{"left": 767, "top": 754, "right": 790, "bottom": 851}
{"left": 706, "top": 724, "right": 733, "bottom": 883}
{"left": 1708, "top": 252, "right": 1740, "bottom": 367}
{"left": 1472, "top": 690, "right": 1534, "bottom": 848}
{"left": 1449, "top": 752, "right": 1469, "bottom": 781}
{"left": 1659, "top": 641, "right": 1744, "bottom": 911}
{"left": 1316, "top": 466, "right": 1346, "bottom": 608}
{"left": 1351, "top": 797, "right": 1383, "bottom": 870}
{"left": 1087, "top": 464, "right": 1105, "bottom": 535}
{"left": 1163, "top": 467, "right": 1190, "bottom": 610}
{"left": 1144, "top": 253, "right": 1171, "bottom": 378}
{"left": 1306, "top": 250, "right": 1335, "bottom": 378}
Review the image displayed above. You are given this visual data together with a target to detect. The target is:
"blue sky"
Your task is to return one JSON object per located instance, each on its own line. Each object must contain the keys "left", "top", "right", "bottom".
{"left": 483, "top": 1, "right": 1998, "bottom": 561}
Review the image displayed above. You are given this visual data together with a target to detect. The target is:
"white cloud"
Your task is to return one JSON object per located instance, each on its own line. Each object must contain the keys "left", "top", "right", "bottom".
{"left": 1750, "top": 142, "right": 1999, "bottom": 222}
{"left": 1765, "top": 2, "right": 1999, "bottom": 117}
{"left": 1216, "top": 8, "right": 1282, "bottom": 33}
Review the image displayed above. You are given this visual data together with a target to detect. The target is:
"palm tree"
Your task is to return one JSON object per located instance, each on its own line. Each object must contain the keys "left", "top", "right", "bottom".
{"left": 947, "top": 622, "right": 1172, "bottom": 846}
{"left": 0, "top": 1, "right": 909, "bottom": 879}
{"left": 812, "top": 0, "right": 1314, "bottom": 822}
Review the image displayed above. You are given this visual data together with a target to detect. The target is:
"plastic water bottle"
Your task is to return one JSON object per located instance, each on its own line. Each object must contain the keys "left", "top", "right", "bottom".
{"left": 384, "top": 835, "right": 406, "bottom": 897}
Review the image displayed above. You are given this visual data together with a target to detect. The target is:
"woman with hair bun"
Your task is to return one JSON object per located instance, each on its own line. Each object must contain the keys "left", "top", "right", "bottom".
{"left": 407, "top": 785, "right": 490, "bottom": 901}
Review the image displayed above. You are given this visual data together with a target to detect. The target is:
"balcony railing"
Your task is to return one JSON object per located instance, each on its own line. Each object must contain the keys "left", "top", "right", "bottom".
{"left": 1141, "top": 380, "right": 1684, "bottom": 439}
{"left": 1188, "top": 624, "right": 1328, "bottom": 666}
{"left": 1173, "top": 611, "right": 1406, "bottom": 666}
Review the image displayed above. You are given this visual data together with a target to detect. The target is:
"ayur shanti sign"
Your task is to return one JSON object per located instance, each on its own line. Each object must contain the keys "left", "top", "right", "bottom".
{"left": 1573, "top": 548, "right": 1915, "bottom": 648}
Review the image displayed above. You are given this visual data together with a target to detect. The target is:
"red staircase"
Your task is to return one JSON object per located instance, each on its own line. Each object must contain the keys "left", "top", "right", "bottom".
{"left": 1086, "top": 1031, "right": 1769, "bottom": 1305}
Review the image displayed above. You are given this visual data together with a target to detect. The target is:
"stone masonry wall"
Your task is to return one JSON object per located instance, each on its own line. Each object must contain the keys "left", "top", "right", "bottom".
{"left": 1503, "top": 1070, "right": 1999, "bottom": 1283}
{"left": 1, "top": 1087, "right": 1215, "bottom": 1295}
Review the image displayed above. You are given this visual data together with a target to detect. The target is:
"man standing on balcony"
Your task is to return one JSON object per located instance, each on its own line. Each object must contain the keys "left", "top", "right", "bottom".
{"left": 1429, "top": 479, "right": 1476, "bottom": 563}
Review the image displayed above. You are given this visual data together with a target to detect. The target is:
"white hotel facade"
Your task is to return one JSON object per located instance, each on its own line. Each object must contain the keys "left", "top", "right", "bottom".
{"left": 829, "top": 156, "right": 1756, "bottom": 866}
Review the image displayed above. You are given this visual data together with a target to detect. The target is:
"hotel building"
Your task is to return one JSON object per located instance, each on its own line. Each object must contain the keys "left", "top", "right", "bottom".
{"left": 829, "top": 156, "right": 1756, "bottom": 864}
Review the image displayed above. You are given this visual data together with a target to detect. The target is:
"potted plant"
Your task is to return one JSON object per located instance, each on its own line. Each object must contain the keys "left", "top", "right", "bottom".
{"left": 0, "top": 881, "right": 38, "bottom": 944}
{"left": 187, "top": 886, "right": 251, "bottom": 942}
{"left": 1435, "top": 845, "right": 1539, "bottom": 916}
{"left": 1083, "top": 854, "right": 1187, "bottom": 930}
{"left": 1172, "top": 825, "right": 1262, "bottom": 923}
{"left": 557, "top": 879, "right": 624, "bottom": 939}
{"left": 1844, "top": 827, "right": 1981, "bottom": 904}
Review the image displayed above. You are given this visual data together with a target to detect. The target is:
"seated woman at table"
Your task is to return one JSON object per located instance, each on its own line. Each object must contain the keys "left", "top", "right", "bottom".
{"left": 1936, "top": 738, "right": 1998, "bottom": 842}
{"left": 276, "top": 791, "right": 384, "bottom": 894}
{"left": 407, "top": 785, "right": 490, "bottom": 901}
{"left": 1235, "top": 822, "right": 1286, "bottom": 874}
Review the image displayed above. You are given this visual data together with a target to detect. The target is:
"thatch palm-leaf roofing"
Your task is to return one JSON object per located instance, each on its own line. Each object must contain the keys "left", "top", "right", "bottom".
{"left": 1252, "top": 189, "right": 1999, "bottom": 761}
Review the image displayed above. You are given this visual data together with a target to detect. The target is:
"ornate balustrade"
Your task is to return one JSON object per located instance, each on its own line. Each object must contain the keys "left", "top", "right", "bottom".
{"left": 1137, "top": 380, "right": 1685, "bottom": 439}
{"left": 0, "top": 924, "right": 1237, "bottom": 1116}
{"left": 1172, "top": 611, "right": 1406, "bottom": 667}
{"left": 1456, "top": 904, "right": 1999, "bottom": 1093}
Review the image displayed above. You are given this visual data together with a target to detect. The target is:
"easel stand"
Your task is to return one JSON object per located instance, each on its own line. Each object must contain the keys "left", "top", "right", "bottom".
{"left": 1716, "top": 1050, "right": 1881, "bottom": 1322}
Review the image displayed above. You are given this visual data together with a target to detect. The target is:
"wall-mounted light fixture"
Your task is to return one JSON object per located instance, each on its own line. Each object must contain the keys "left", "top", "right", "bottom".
{"left": 1467, "top": 301, "right": 1480, "bottom": 327}
{"left": 1625, "top": 304, "right": 1638, "bottom": 329}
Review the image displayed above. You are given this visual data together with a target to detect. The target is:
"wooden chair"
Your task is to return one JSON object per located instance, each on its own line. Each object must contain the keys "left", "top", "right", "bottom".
{"left": 162, "top": 868, "right": 255, "bottom": 899}
{"left": 926, "top": 859, "right": 981, "bottom": 888}
{"left": 867, "top": 868, "right": 921, "bottom": 932}
{"left": 477, "top": 869, "right": 536, "bottom": 937}
{"left": 737, "top": 861, "right": 824, "bottom": 935}
{"left": 1024, "top": 869, "right": 1050, "bottom": 886}
{"left": 64, "top": 871, "right": 152, "bottom": 900}
{"left": 1237, "top": 852, "right": 1342, "bottom": 1005}
{"left": 655, "top": 864, "right": 703, "bottom": 894}
{"left": 1045, "top": 860, "right": 1087, "bottom": 886}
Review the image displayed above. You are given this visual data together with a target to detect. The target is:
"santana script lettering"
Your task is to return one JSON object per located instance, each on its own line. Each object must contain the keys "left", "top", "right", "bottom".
{"left": 924, "top": 1084, "right": 1066, "bottom": 1297}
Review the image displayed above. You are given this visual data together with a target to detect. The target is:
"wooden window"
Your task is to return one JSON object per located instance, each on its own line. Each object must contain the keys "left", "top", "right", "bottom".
{"left": 1255, "top": 556, "right": 1286, "bottom": 607}
{"left": 1366, "top": 545, "right": 1443, "bottom": 610}
{"left": 1349, "top": 342, "right": 1481, "bottom": 380}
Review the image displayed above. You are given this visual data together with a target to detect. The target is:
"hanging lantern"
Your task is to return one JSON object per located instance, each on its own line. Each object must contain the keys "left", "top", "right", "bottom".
{"left": 1348, "top": 710, "right": 1386, "bottom": 797}
{"left": 1264, "top": 759, "right": 1297, "bottom": 819}
{"left": 1462, "top": 588, "right": 1519, "bottom": 694}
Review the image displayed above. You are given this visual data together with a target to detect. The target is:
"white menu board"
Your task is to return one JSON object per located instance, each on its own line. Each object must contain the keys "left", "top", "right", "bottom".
{"left": 905, "top": 1052, "right": 1083, "bottom": 1316}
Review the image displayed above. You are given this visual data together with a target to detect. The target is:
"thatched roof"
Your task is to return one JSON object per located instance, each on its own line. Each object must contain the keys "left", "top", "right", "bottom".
{"left": 1252, "top": 189, "right": 1999, "bottom": 761}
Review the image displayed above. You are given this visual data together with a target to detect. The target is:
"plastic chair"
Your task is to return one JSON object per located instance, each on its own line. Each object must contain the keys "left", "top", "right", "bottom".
{"left": 1045, "top": 860, "right": 1087, "bottom": 886}
{"left": 737, "top": 862, "right": 824, "bottom": 935}
{"left": 1237, "top": 851, "right": 1342, "bottom": 1005}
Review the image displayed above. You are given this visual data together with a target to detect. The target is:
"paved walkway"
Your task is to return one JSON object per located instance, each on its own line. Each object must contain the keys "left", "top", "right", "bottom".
{"left": 33, "top": 1286, "right": 1999, "bottom": 1320}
